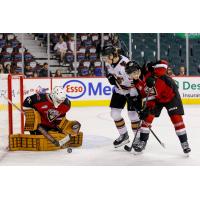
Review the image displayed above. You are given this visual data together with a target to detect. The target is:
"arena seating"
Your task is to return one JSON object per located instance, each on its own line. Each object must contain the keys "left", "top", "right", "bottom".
{"left": 2, "top": 33, "right": 198, "bottom": 77}
{"left": 0, "top": 33, "right": 36, "bottom": 75}
{"left": 119, "top": 33, "right": 200, "bottom": 75}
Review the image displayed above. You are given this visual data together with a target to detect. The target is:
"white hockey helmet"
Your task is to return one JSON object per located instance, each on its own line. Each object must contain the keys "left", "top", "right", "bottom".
{"left": 51, "top": 86, "right": 66, "bottom": 108}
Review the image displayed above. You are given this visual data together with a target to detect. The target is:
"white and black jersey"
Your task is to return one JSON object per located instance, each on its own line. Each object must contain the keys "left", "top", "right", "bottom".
{"left": 106, "top": 55, "right": 136, "bottom": 96}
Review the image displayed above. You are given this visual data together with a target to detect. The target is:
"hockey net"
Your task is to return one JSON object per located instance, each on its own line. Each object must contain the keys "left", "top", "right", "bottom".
{"left": 0, "top": 74, "right": 24, "bottom": 150}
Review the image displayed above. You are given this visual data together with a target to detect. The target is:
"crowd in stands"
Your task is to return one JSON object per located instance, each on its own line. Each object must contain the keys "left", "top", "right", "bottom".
{"left": 49, "top": 33, "right": 121, "bottom": 77}
{"left": 0, "top": 33, "right": 51, "bottom": 78}
{"left": 1, "top": 33, "right": 197, "bottom": 78}
{"left": 166, "top": 66, "right": 186, "bottom": 77}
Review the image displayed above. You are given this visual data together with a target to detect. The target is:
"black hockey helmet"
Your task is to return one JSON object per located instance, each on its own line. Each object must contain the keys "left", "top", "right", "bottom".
{"left": 102, "top": 45, "right": 116, "bottom": 56}
{"left": 125, "top": 61, "right": 141, "bottom": 74}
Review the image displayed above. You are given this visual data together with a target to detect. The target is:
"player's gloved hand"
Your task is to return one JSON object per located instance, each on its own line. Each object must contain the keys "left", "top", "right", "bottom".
{"left": 138, "top": 108, "right": 150, "bottom": 120}
{"left": 126, "top": 94, "right": 142, "bottom": 111}
{"left": 146, "top": 61, "right": 155, "bottom": 72}
{"left": 106, "top": 73, "right": 117, "bottom": 86}
{"left": 146, "top": 76, "right": 156, "bottom": 88}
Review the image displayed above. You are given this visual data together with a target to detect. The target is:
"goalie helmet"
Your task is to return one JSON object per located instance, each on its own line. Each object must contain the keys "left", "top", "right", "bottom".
{"left": 125, "top": 61, "right": 141, "bottom": 74}
{"left": 51, "top": 86, "right": 66, "bottom": 108}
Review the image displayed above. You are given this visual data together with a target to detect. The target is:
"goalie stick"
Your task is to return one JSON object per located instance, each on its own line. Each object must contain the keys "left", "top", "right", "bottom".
{"left": 4, "top": 95, "right": 71, "bottom": 148}
{"left": 37, "top": 125, "right": 70, "bottom": 147}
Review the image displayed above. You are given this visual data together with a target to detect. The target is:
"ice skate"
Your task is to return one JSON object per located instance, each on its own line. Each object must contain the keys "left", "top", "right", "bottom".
{"left": 113, "top": 132, "right": 129, "bottom": 148}
{"left": 133, "top": 140, "right": 147, "bottom": 153}
{"left": 181, "top": 141, "right": 191, "bottom": 156}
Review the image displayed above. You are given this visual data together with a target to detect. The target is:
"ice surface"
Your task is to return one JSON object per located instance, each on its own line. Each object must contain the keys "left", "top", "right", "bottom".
{"left": 0, "top": 105, "right": 200, "bottom": 166}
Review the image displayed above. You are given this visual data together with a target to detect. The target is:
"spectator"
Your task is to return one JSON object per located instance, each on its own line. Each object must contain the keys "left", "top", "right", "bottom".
{"left": 54, "top": 36, "right": 67, "bottom": 64}
{"left": 112, "top": 35, "right": 121, "bottom": 49}
{"left": 4, "top": 63, "right": 12, "bottom": 74}
{"left": 62, "top": 33, "right": 69, "bottom": 42}
{"left": 0, "top": 64, "right": 4, "bottom": 73}
{"left": 12, "top": 47, "right": 22, "bottom": 62}
{"left": 167, "top": 66, "right": 175, "bottom": 77}
{"left": 50, "top": 33, "right": 59, "bottom": 49}
{"left": 33, "top": 71, "right": 38, "bottom": 77}
{"left": 78, "top": 65, "right": 89, "bottom": 77}
{"left": 24, "top": 64, "right": 33, "bottom": 78}
{"left": 39, "top": 63, "right": 52, "bottom": 77}
{"left": 66, "top": 34, "right": 75, "bottom": 53}
{"left": 9, "top": 36, "right": 19, "bottom": 48}
{"left": 24, "top": 49, "right": 33, "bottom": 62}
{"left": 54, "top": 69, "right": 62, "bottom": 77}
{"left": 0, "top": 47, "right": 12, "bottom": 63}
{"left": 12, "top": 63, "right": 21, "bottom": 75}
{"left": 178, "top": 66, "right": 186, "bottom": 76}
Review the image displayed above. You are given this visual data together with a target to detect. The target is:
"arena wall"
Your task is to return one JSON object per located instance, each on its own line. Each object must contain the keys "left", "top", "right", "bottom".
{"left": 0, "top": 77, "right": 200, "bottom": 110}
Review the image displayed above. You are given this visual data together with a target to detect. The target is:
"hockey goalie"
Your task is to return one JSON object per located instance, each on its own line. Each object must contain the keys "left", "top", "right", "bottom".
{"left": 21, "top": 86, "right": 83, "bottom": 150}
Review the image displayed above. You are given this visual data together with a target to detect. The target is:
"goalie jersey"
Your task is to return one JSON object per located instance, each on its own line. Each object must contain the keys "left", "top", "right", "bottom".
{"left": 23, "top": 93, "right": 71, "bottom": 129}
{"left": 106, "top": 55, "right": 135, "bottom": 95}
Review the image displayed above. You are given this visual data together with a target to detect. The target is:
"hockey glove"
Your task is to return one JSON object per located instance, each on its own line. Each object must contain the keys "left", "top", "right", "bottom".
{"left": 146, "top": 76, "right": 156, "bottom": 88}
{"left": 126, "top": 94, "right": 142, "bottom": 111}
{"left": 146, "top": 61, "right": 155, "bottom": 73}
{"left": 138, "top": 108, "right": 150, "bottom": 120}
{"left": 139, "top": 100, "right": 156, "bottom": 120}
{"left": 106, "top": 73, "right": 118, "bottom": 86}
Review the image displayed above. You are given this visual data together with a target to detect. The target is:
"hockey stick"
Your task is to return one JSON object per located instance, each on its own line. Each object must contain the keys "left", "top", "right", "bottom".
{"left": 3, "top": 95, "right": 25, "bottom": 114}
{"left": 3, "top": 95, "right": 71, "bottom": 147}
{"left": 37, "top": 125, "right": 70, "bottom": 147}
{"left": 141, "top": 120, "right": 165, "bottom": 148}
{"left": 124, "top": 121, "right": 141, "bottom": 152}
{"left": 124, "top": 88, "right": 166, "bottom": 151}
{"left": 108, "top": 72, "right": 165, "bottom": 150}
{"left": 124, "top": 89, "right": 150, "bottom": 152}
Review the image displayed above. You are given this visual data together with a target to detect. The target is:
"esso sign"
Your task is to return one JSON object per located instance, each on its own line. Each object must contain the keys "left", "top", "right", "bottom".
{"left": 63, "top": 80, "right": 86, "bottom": 99}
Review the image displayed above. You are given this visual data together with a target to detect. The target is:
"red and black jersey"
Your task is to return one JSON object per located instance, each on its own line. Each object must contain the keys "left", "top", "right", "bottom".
{"left": 134, "top": 73, "right": 179, "bottom": 107}
{"left": 153, "top": 75, "right": 179, "bottom": 103}
{"left": 23, "top": 93, "right": 71, "bottom": 129}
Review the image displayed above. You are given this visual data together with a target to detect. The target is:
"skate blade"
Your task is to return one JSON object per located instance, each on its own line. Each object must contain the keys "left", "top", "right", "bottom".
{"left": 114, "top": 139, "right": 130, "bottom": 148}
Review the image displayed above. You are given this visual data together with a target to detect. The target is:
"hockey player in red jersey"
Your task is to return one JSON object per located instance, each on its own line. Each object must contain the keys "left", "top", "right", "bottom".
{"left": 125, "top": 60, "right": 191, "bottom": 154}
{"left": 23, "top": 86, "right": 71, "bottom": 134}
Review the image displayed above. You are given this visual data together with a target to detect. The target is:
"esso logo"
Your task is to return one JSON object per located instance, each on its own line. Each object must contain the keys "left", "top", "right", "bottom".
{"left": 63, "top": 80, "right": 86, "bottom": 99}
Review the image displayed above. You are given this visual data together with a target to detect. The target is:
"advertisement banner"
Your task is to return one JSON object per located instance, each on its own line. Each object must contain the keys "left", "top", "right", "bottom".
{"left": 173, "top": 77, "right": 200, "bottom": 104}
{"left": 52, "top": 78, "right": 114, "bottom": 106}
{"left": 1, "top": 76, "right": 200, "bottom": 111}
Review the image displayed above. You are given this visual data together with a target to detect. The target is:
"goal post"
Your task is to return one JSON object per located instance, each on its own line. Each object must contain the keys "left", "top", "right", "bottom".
{"left": 0, "top": 74, "right": 24, "bottom": 137}
{"left": 0, "top": 74, "right": 83, "bottom": 151}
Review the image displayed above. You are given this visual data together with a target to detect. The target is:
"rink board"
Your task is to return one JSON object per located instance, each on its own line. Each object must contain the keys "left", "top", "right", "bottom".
{"left": 0, "top": 76, "right": 200, "bottom": 110}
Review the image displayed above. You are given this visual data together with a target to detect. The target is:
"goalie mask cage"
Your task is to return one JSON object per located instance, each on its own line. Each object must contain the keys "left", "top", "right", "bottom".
{"left": 0, "top": 74, "right": 24, "bottom": 150}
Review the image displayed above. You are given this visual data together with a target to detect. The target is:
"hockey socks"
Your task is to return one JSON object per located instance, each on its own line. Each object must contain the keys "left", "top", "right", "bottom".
{"left": 170, "top": 115, "right": 191, "bottom": 154}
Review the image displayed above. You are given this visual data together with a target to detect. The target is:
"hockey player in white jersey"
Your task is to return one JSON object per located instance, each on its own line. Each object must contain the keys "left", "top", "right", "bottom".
{"left": 102, "top": 46, "right": 140, "bottom": 148}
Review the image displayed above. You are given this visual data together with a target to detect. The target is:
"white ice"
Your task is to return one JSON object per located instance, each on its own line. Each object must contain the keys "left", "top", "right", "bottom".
{"left": 0, "top": 105, "right": 200, "bottom": 166}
